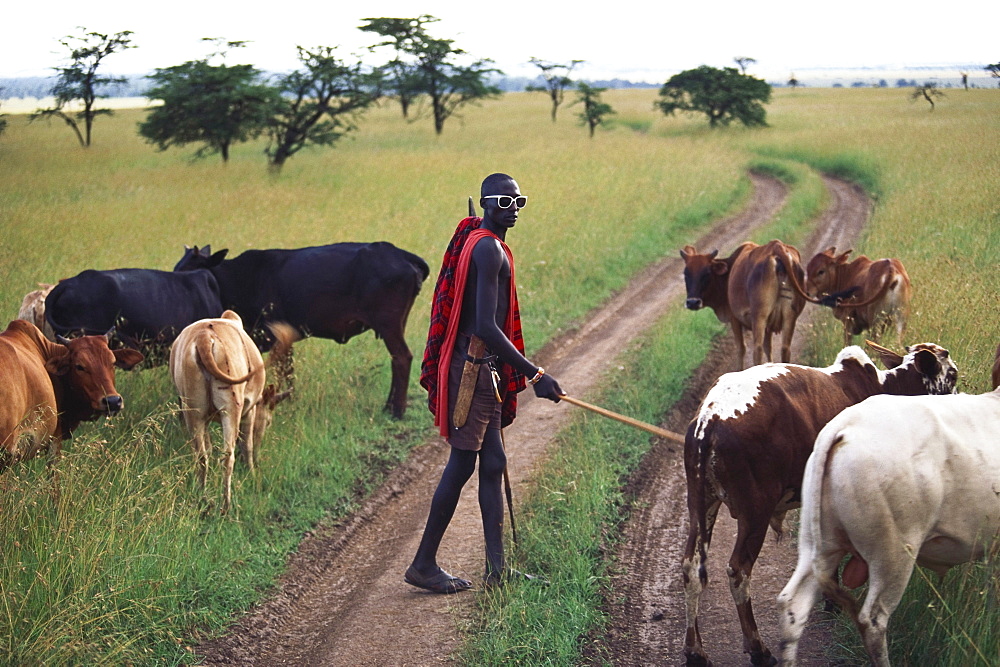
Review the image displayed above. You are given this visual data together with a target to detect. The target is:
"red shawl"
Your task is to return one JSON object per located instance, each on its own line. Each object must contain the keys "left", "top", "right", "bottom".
{"left": 419, "top": 216, "right": 526, "bottom": 436}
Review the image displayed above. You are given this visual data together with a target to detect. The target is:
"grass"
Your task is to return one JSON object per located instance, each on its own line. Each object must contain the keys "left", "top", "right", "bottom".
{"left": 0, "top": 86, "right": 997, "bottom": 664}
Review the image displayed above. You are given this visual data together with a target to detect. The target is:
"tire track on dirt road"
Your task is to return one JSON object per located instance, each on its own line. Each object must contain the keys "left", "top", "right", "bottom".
{"left": 198, "top": 173, "right": 867, "bottom": 666}
{"left": 600, "top": 176, "right": 871, "bottom": 666}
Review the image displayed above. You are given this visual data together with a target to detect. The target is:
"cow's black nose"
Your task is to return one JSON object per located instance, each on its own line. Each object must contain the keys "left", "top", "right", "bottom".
{"left": 686, "top": 298, "right": 703, "bottom": 311}
{"left": 103, "top": 395, "right": 123, "bottom": 414}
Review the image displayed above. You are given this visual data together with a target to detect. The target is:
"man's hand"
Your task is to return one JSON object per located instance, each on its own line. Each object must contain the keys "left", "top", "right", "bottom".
{"left": 532, "top": 373, "right": 562, "bottom": 402}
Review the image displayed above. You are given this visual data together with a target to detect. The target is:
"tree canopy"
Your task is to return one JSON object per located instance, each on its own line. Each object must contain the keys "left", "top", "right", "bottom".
{"left": 360, "top": 15, "right": 501, "bottom": 134}
{"left": 31, "top": 29, "right": 135, "bottom": 147}
{"left": 265, "top": 46, "right": 381, "bottom": 172}
{"left": 139, "top": 42, "right": 279, "bottom": 162}
{"left": 655, "top": 65, "right": 772, "bottom": 128}
{"left": 526, "top": 57, "right": 584, "bottom": 122}
{"left": 572, "top": 82, "right": 615, "bottom": 138}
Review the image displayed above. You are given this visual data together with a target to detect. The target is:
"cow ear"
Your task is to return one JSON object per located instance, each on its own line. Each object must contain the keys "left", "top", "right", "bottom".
{"left": 836, "top": 249, "right": 853, "bottom": 263}
{"left": 45, "top": 345, "right": 71, "bottom": 376}
{"left": 207, "top": 249, "right": 228, "bottom": 266}
{"left": 868, "top": 342, "right": 904, "bottom": 369}
{"left": 711, "top": 259, "right": 729, "bottom": 276}
{"left": 113, "top": 348, "right": 144, "bottom": 370}
{"left": 912, "top": 348, "right": 943, "bottom": 377}
{"left": 680, "top": 246, "right": 693, "bottom": 260}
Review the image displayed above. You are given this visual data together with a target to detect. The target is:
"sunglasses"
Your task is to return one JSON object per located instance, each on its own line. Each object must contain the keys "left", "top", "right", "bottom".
{"left": 482, "top": 195, "right": 527, "bottom": 209}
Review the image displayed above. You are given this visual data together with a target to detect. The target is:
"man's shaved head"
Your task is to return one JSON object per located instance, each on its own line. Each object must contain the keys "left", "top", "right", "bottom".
{"left": 481, "top": 172, "right": 516, "bottom": 197}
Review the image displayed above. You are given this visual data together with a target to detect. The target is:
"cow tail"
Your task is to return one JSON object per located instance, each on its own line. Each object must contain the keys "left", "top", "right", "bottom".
{"left": 804, "top": 427, "right": 862, "bottom": 623}
{"left": 194, "top": 332, "right": 254, "bottom": 384}
{"left": 777, "top": 250, "right": 821, "bottom": 304}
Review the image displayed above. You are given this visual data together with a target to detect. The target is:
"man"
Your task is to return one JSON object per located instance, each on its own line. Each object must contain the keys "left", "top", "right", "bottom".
{"left": 406, "top": 173, "right": 563, "bottom": 594}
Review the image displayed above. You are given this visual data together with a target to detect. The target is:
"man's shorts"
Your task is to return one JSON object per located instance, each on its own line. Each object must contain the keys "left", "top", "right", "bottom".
{"left": 447, "top": 334, "right": 502, "bottom": 451}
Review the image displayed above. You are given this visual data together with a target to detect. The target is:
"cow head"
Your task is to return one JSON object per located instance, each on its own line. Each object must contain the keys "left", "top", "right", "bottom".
{"left": 806, "top": 247, "right": 853, "bottom": 298}
{"left": 174, "top": 245, "right": 229, "bottom": 271}
{"left": 251, "top": 384, "right": 293, "bottom": 447}
{"left": 52, "top": 331, "right": 144, "bottom": 416}
{"left": 680, "top": 245, "right": 728, "bottom": 311}
{"left": 867, "top": 340, "right": 959, "bottom": 396}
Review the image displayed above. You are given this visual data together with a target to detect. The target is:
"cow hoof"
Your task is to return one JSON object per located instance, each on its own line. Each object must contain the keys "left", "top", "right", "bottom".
{"left": 750, "top": 649, "right": 776, "bottom": 666}
{"left": 684, "top": 651, "right": 712, "bottom": 666}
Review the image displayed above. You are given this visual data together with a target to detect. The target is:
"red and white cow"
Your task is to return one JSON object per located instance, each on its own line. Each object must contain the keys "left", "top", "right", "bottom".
{"left": 681, "top": 240, "right": 806, "bottom": 370}
{"left": 778, "top": 384, "right": 1000, "bottom": 666}
{"left": 17, "top": 283, "right": 56, "bottom": 340}
{"left": 805, "top": 247, "right": 912, "bottom": 345}
{"left": 681, "top": 341, "right": 958, "bottom": 666}
{"left": 0, "top": 319, "right": 143, "bottom": 472}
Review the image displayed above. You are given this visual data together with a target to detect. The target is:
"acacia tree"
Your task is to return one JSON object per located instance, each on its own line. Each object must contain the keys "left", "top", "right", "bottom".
{"left": 362, "top": 15, "right": 501, "bottom": 134}
{"left": 734, "top": 56, "right": 756, "bottom": 74}
{"left": 572, "top": 82, "right": 615, "bottom": 138}
{"left": 526, "top": 57, "right": 584, "bottom": 122}
{"left": 139, "top": 41, "right": 280, "bottom": 162}
{"left": 359, "top": 16, "right": 432, "bottom": 118}
{"left": 787, "top": 73, "right": 800, "bottom": 89}
{"left": 986, "top": 62, "right": 1000, "bottom": 86}
{"left": 655, "top": 65, "right": 772, "bottom": 128}
{"left": 31, "top": 29, "right": 134, "bottom": 147}
{"left": 266, "top": 46, "right": 381, "bottom": 173}
{"left": 911, "top": 83, "right": 945, "bottom": 111}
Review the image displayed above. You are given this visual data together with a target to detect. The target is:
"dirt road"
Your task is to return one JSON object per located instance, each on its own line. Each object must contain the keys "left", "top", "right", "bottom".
{"left": 197, "top": 173, "right": 870, "bottom": 666}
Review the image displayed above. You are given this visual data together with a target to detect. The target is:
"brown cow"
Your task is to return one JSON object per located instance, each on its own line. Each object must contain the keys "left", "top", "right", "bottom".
{"left": 17, "top": 283, "right": 56, "bottom": 340}
{"left": 805, "top": 247, "right": 912, "bottom": 345}
{"left": 681, "top": 341, "right": 958, "bottom": 666}
{"left": 0, "top": 319, "right": 144, "bottom": 472}
{"left": 681, "top": 240, "right": 806, "bottom": 370}
{"left": 169, "top": 311, "right": 294, "bottom": 514}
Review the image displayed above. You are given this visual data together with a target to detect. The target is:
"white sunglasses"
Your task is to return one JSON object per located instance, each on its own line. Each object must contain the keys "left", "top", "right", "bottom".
{"left": 482, "top": 195, "right": 527, "bottom": 209}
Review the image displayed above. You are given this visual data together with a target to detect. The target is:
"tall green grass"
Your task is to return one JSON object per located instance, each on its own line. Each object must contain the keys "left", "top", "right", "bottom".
{"left": 0, "top": 90, "right": 745, "bottom": 663}
{"left": 0, "top": 87, "right": 996, "bottom": 664}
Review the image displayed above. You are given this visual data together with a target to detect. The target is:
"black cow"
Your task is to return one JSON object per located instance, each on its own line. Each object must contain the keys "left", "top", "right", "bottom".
{"left": 173, "top": 243, "right": 430, "bottom": 418}
{"left": 44, "top": 268, "right": 224, "bottom": 355}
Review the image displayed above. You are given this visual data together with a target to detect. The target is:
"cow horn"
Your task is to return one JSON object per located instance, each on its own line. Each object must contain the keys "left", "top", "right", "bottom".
{"left": 56, "top": 334, "right": 71, "bottom": 346}
{"left": 103, "top": 327, "right": 116, "bottom": 343}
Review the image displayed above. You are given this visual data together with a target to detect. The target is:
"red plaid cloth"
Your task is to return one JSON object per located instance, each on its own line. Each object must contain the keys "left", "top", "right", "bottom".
{"left": 420, "top": 217, "right": 526, "bottom": 436}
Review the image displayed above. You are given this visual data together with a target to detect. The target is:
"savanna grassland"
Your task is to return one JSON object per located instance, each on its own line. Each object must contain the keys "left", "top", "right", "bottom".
{"left": 0, "top": 86, "right": 998, "bottom": 665}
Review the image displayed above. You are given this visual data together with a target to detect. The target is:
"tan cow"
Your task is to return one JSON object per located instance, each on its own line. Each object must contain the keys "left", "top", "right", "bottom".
{"left": 169, "top": 310, "right": 294, "bottom": 514}
{"left": 681, "top": 240, "right": 807, "bottom": 369}
{"left": 17, "top": 283, "right": 56, "bottom": 340}
{"left": 0, "top": 319, "right": 144, "bottom": 472}
{"left": 805, "top": 247, "right": 912, "bottom": 345}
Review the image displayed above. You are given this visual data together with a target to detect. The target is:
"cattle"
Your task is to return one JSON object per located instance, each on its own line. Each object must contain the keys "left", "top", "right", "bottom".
{"left": 680, "top": 240, "right": 807, "bottom": 370}
{"left": 680, "top": 340, "right": 958, "bottom": 666}
{"left": 170, "top": 311, "right": 295, "bottom": 515}
{"left": 17, "top": 283, "right": 56, "bottom": 340}
{"left": 0, "top": 320, "right": 144, "bottom": 472}
{"left": 804, "top": 247, "right": 912, "bottom": 345}
{"left": 44, "top": 267, "right": 224, "bottom": 355}
{"left": 173, "top": 242, "right": 430, "bottom": 418}
{"left": 992, "top": 343, "right": 1000, "bottom": 390}
{"left": 778, "top": 384, "right": 1000, "bottom": 666}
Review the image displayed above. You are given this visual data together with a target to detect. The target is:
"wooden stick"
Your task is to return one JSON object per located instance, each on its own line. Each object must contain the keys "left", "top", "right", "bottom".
{"left": 558, "top": 394, "right": 686, "bottom": 444}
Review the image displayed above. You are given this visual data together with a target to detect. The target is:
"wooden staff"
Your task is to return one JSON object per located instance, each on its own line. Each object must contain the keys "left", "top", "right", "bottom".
{"left": 558, "top": 394, "right": 686, "bottom": 445}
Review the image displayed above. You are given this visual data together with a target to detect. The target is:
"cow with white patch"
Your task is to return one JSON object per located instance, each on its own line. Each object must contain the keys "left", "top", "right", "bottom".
{"left": 778, "top": 379, "right": 1000, "bottom": 666}
{"left": 681, "top": 341, "right": 958, "bottom": 666}
{"left": 169, "top": 311, "right": 294, "bottom": 514}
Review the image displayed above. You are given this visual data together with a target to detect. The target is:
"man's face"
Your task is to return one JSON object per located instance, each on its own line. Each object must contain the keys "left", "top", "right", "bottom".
{"left": 481, "top": 178, "right": 522, "bottom": 230}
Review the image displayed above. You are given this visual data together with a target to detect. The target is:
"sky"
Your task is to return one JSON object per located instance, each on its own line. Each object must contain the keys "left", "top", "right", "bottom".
{"left": 3, "top": 0, "right": 995, "bottom": 84}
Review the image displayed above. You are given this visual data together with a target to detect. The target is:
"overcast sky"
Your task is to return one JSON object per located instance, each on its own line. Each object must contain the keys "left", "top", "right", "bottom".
{"left": 3, "top": 0, "right": 994, "bottom": 82}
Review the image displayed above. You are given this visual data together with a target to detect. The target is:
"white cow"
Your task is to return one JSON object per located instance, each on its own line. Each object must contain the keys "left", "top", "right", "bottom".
{"left": 170, "top": 311, "right": 295, "bottom": 514}
{"left": 778, "top": 387, "right": 1000, "bottom": 666}
{"left": 17, "top": 283, "right": 56, "bottom": 340}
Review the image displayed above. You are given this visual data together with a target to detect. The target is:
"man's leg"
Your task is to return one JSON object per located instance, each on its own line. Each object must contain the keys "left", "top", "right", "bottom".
{"left": 410, "top": 447, "right": 477, "bottom": 577}
{"left": 478, "top": 428, "right": 507, "bottom": 577}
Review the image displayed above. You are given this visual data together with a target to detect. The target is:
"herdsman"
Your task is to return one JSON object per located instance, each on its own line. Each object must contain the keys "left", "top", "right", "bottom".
{"left": 406, "top": 173, "right": 563, "bottom": 593}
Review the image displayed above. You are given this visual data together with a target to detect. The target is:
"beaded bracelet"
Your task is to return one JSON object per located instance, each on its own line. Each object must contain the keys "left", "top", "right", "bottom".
{"left": 528, "top": 367, "right": 545, "bottom": 385}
